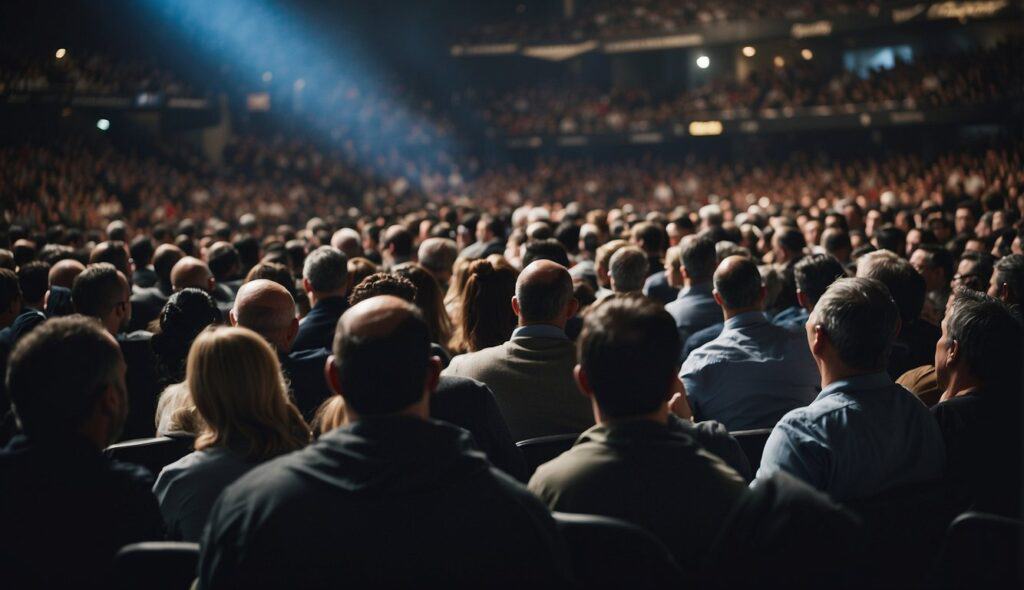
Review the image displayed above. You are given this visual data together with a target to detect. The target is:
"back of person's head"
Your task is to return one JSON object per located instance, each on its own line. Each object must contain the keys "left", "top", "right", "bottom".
{"left": 775, "top": 227, "right": 807, "bottom": 257}
{"left": 0, "top": 268, "right": 22, "bottom": 317}
{"left": 349, "top": 272, "right": 417, "bottom": 306}
{"left": 244, "top": 261, "right": 295, "bottom": 294}
{"left": 89, "top": 240, "right": 131, "bottom": 279}
{"left": 153, "top": 244, "right": 186, "bottom": 288}
{"left": 171, "top": 256, "right": 214, "bottom": 292}
{"left": 794, "top": 254, "right": 846, "bottom": 307}
{"left": 231, "top": 279, "right": 296, "bottom": 347}
{"left": 302, "top": 246, "right": 348, "bottom": 295}
{"left": 522, "top": 238, "right": 571, "bottom": 268}
{"left": 233, "top": 236, "right": 261, "bottom": 273}
{"left": 609, "top": 246, "right": 648, "bottom": 293}
{"left": 454, "top": 259, "right": 518, "bottom": 352}
{"left": 872, "top": 225, "right": 906, "bottom": 255}
{"left": 188, "top": 326, "right": 308, "bottom": 460}
{"left": 630, "top": 221, "right": 665, "bottom": 255}
{"left": 7, "top": 316, "right": 123, "bottom": 441}
{"left": 152, "top": 288, "right": 222, "bottom": 382}
{"left": 595, "top": 239, "right": 627, "bottom": 273}
{"left": 515, "top": 260, "right": 574, "bottom": 324}
{"left": 713, "top": 256, "right": 763, "bottom": 310}
{"left": 331, "top": 227, "right": 363, "bottom": 260}
{"left": 992, "top": 254, "right": 1024, "bottom": 304}
{"left": 381, "top": 225, "right": 414, "bottom": 260}
{"left": 106, "top": 220, "right": 127, "bottom": 242}
{"left": 912, "top": 244, "right": 954, "bottom": 284}
{"left": 940, "top": 289, "right": 1024, "bottom": 390}
{"left": 394, "top": 263, "right": 452, "bottom": 346}
{"left": 680, "top": 233, "right": 717, "bottom": 282}
{"left": 130, "top": 235, "right": 154, "bottom": 268}
{"left": 207, "top": 241, "right": 241, "bottom": 282}
{"left": 822, "top": 228, "right": 852, "bottom": 256}
{"left": 578, "top": 297, "right": 680, "bottom": 418}
{"left": 48, "top": 258, "right": 85, "bottom": 289}
{"left": 417, "top": 237, "right": 458, "bottom": 279}
{"left": 18, "top": 261, "right": 50, "bottom": 307}
{"left": 72, "top": 263, "right": 126, "bottom": 319}
{"left": 332, "top": 296, "right": 433, "bottom": 415}
{"left": 855, "top": 250, "right": 925, "bottom": 325}
{"left": 811, "top": 277, "right": 900, "bottom": 372}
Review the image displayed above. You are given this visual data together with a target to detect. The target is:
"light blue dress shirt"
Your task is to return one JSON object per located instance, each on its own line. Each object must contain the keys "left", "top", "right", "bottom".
{"left": 680, "top": 311, "right": 819, "bottom": 431}
{"left": 756, "top": 371, "right": 946, "bottom": 501}
{"left": 770, "top": 306, "right": 809, "bottom": 331}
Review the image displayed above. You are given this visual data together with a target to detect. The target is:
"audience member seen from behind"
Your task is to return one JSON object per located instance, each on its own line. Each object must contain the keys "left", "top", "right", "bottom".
{"left": 154, "top": 326, "right": 310, "bottom": 541}
{"left": 931, "top": 289, "right": 1023, "bottom": 517}
{"left": 293, "top": 246, "right": 350, "bottom": 352}
{"left": 198, "top": 296, "right": 573, "bottom": 588}
{"left": 394, "top": 262, "right": 454, "bottom": 353}
{"left": 757, "top": 277, "right": 946, "bottom": 500}
{"left": 0, "top": 317, "right": 164, "bottom": 587}
{"left": 448, "top": 258, "right": 518, "bottom": 355}
{"left": 664, "top": 234, "right": 723, "bottom": 356}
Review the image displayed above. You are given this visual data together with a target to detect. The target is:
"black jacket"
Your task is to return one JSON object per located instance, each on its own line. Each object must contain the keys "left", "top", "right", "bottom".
{"left": 0, "top": 433, "right": 164, "bottom": 588}
{"left": 119, "top": 330, "right": 162, "bottom": 441}
{"left": 292, "top": 296, "right": 348, "bottom": 352}
{"left": 199, "top": 416, "right": 573, "bottom": 589}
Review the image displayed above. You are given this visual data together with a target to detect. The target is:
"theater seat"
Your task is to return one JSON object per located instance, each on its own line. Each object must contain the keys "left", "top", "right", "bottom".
{"left": 104, "top": 432, "right": 195, "bottom": 476}
{"left": 729, "top": 428, "right": 772, "bottom": 470}
{"left": 114, "top": 542, "right": 199, "bottom": 590}
{"left": 516, "top": 433, "right": 579, "bottom": 476}
{"left": 931, "top": 511, "right": 1024, "bottom": 588}
{"left": 552, "top": 512, "right": 686, "bottom": 587}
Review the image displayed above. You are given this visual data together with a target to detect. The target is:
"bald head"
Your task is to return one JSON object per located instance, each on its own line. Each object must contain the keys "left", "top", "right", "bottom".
{"left": 330, "top": 228, "right": 363, "bottom": 260}
{"left": 514, "top": 260, "right": 575, "bottom": 325}
{"left": 49, "top": 259, "right": 86, "bottom": 289}
{"left": 713, "top": 255, "right": 765, "bottom": 312}
{"left": 171, "top": 257, "right": 214, "bottom": 292}
{"left": 153, "top": 244, "right": 186, "bottom": 289}
{"left": 332, "top": 295, "right": 434, "bottom": 416}
{"left": 230, "top": 279, "right": 297, "bottom": 351}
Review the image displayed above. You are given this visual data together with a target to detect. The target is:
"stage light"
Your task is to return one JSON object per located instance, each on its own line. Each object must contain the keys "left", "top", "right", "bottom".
{"left": 742, "top": 46, "right": 756, "bottom": 57}
{"left": 696, "top": 55, "right": 710, "bottom": 69}
{"left": 294, "top": 78, "right": 306, "bottom": 91}
{"left": 801, "top": 48, "right": 814, "bottom": 60}
{"left": 55, "top": 48, "right": 67, "bottom": 60}
{"left": 96, "top": 119, "right": 110, "bottom": 131}
{"left": 262, "top": 71, "right": 273, "bottom": 83}
{"left": 774, "top": 56, "right": 786, "bottom": 68}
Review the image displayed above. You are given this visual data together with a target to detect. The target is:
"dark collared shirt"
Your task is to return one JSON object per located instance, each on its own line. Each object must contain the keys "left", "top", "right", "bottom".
{"left": 665, "top": 283, "right": 722, "bottom": 357}
{"left": 292, "top": 296, "right": 349, "bottom": 352}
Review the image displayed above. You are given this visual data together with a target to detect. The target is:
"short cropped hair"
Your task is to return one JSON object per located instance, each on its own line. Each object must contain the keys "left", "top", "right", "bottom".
{"left": 522, "top": 239, "right": 571, "bottom": 268}
{"left": 811, "top": 277, "right": 899, "bottom": 372}
{"left": 945, "top": 289, "right": 1023, "bottom": 387}
{"left": 7, "top": 316, "right": 122, "bottom": 437}
{"left": 609, "top": 247, "right": 648, "bottom": 293}
{"left": 680, "top": 234, "right": 717, "bottom": 282}
{"left": 579, "top": 297, "right": 680, "bottom": 418}
{"left": 516, "top": 266, "right": 573, "bottom": 323}
{"left": 794, "top": 254, "right": 846, "bottom": 305}
{"left": 302, "top": 246, "right": 348, "bottom": 294}
{"left": 0, "top": 268, "right": 21, "bottom": 311}
{"left": 713, "top": 257, "right": 762, "bottom": 309}
{"left": 856, "top": 251, "right": 926, "bottom": 324}
{"left": 348, "top": 273, "right": 417, "bottom": 306}
{"left": 993, "top": 254, "right": 1024, "bottom": 304}
{"left": 333, "top": 301, "right": 430, "bottom": 415}
{"left": 72, "top": 263, "right": 125, "bottom": 318}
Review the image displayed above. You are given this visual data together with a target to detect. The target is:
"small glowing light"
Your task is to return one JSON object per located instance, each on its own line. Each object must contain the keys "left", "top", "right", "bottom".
{"left": 801, "top": 48, "right": 814, "bottom": 60}
{"left": 293, "top": 78, "right": 306, "bottom": 91}
{"left": 742, "top": 46, "right": 756, "bottom": 57}
{"left": 773, "top": 56, "right": 786, "bottom": 68}
{"left": 696, "top": 55, "right": 710, "bottom": 69}
{"left": 688, "top": 120, "right": 724, "bottom": 136}
{"left": 261, "top": 71, "right": 273, "bottom": 83}
{"left": 96, "top": 119, "right": 110, "bottom": 131}
{"left": 55, "top": 48, "right": 67, "bottom": 59}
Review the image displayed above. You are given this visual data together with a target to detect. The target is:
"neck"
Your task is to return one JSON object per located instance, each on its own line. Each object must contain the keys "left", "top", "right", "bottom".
{"left": 818, "top": 362, "right": 882, "bottom": 390}
{"left": 309, "top": 290, "right": 345, "bottom": 308}
{"left": 594, "top": 401, "right": 669, "bottom": 426}
{"left": 940, "top": 370, "right": 984, "bottom": 403}
{"left": 685, "top": 277, "right": 709, "bottom": 289}
{"left": 722, "top": 306, "right": 761, "bottom": 321}
{"left": 518, "top": 318, "right": 566, "bottom": 330}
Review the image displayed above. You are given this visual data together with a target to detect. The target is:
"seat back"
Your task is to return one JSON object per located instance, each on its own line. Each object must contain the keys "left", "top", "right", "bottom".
{"left": 114, "top": 542, "right": 199, "bottom": 590}
{"left": 730, "top": 428, "right": 771, "bottom": 470}
{"left": 516, "top": 433, "right": 579, "bottom": 476}
{"left": 552, "top": 512, "right": 685, "bottom": 587}
{"left": 104, "top": 433, "right": 195, "bottom": 476}
{"left": 932, "top": 511, "right": 1024, "bottom": 588}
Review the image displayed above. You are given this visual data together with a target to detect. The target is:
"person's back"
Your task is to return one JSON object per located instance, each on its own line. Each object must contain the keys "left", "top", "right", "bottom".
{"left": 665, "top": 235, "right": 722, "bottom": 350}
{"left": 443, "top": 261, "right": 593, "bottom": 440}
{"left": 199, "top": 296, "right": 572, "bottom": 588}
{"left": 529, "top": 297, "right": 747, "bottom": 573}
{"left": 757, "top": 278, "right": 946, "bottom": 501}
{"left": 0, "top": 317, "right": 164, "bottom": 587}
{"left": 293, "top": 246, "right": 349, "bottom": 352}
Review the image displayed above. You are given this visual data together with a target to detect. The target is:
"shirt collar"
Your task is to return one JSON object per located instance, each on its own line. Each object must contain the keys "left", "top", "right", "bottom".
{"left": 723, "top": 310, "right": 769, "bottom": 330}
{"left": 679, "top": 282, "right": 713, "bottom": 299}
{"left": 816, "top": 371, "right": 893, "bottom": 401}
{"left": 512, "top": 324, "right": 568, "bottom": 340}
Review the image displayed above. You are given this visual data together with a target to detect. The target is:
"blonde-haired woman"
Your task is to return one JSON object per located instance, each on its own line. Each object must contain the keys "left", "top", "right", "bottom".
{"left": 154, "top": 326, "right": 310, "bottom": 541}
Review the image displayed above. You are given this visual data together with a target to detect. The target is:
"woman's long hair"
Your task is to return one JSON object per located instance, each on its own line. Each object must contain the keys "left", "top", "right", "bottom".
{"left": 188, "top": 326, "right": 310, "bottom": 461}
{"left": 394, "top": 262, "right": 453, "bottom": 349}
{"left": 449, "top": 257, "right": 518, "bottom": 354}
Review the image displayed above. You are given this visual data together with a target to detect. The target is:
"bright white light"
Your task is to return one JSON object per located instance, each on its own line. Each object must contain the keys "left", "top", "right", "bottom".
{"left": 294, "top": 78, "right": 306, "bottom": 91}
{"left": 262, "top": 71, "right": 273, "bottom": 83}
{"left": 801, "top": 48, "right": 814, "bottom": 60}
{"left": 55, "top": 48, "right": 67, "bottom": 59}
{"left": 696, "top": 55, "right": 710, "bottom": 69}
{"left": 742, "top": 46, "right": 756, "bottom": 58}
{"left": 96, "top": 119, "right": 110, "bottom": 131}
{"left": 773, "top": 56, "right": 786, "bottom": 68}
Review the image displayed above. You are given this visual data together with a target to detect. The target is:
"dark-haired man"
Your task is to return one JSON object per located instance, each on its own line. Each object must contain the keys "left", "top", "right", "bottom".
{"left": 528, "top": 296, "right": 749, "bottom": 571}
{"left": 1, "top": 316, "right": 163, "bottom": 587}
{"left": 665, "top": 234, "right": 721, "bottom": 355}
{"left": 459, "top": 215, "right": 505, "bottom": 260}
{"left": 772, "top": 254, "right": 846, "bottom": 330}
{"left": 988, "top": 254, "right": 1024, "bottom": 305}
{"left": 199, "top": 296, "right": 572, "bottom": 588}
{"left": 681, "top": 256, "right": 819, "bottom": 431}
{"left": 757, "top": 278, "right": 945, "bottom": 500}
{"left": 130, "top": 243, "right": 185, "bottom": 332}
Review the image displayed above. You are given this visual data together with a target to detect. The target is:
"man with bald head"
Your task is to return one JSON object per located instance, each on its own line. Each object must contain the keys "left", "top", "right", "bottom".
{"left": 330, "top": 227, "right": 363, "bottom": 260}
{"left": 171, "top": 256, "right": 232, "bottom": 318}
{"left": 229, "top": 279, "right": 330, "bottom": 418}
{"left": 444, "top": 260, "right": 593, "bottom": 440}
{"left": 49, "top": 259, "right": 85, "bottom": 290}
{"left": 130, "top": 243, "right": 185, "bottom": 332}
{"left": 680, "top": 256, "right": 819, "bottom": 431}
{"left": 199, "top": 296, "right": 572, "bottom": 588}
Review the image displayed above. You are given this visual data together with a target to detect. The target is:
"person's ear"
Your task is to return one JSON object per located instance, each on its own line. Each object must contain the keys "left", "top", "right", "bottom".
{"left": 325, "top": 355, "right": 342, "bottom": 396}
{"left": 303, "top": 277, "right": 313, "bottom": 295}
{"left": 574, "top": 364, "right": 594, "bottom": 398}
{"left": 758, "top": 285, "right": 768, "bottom": 303}
{"left": 1000, "top": 283, "right": 1011, "bottom": 303}
{"left": 810, "top": 324, "right": 827, "bottom": 357}
{"left": 947, "top": 339, "right": 960, "bottom": 367}
{"left": 796, "top": 290, "right": 811, "bottom": 310}
{"left": 424, "top": 356, "right": 442, "bottom": 397}
{"left": 207, "top": 276, "right": 216, "bottom": 293}
{"left": 511, "top": 296, "right": 521, "bottom": 317}
{"left": 286, "top": 317, "right": 299, "bottom": 346}
{"left": 681, "top": 266, "right": 691, "bottom": 282}
{"left": 712, "top": 290, "right": 724, "bottom": 307}
{"left": 228, "top": 308, "right": 238, "bottom": 326}
{"left": 566, "top": 297, "right": 580, "bottom": 319}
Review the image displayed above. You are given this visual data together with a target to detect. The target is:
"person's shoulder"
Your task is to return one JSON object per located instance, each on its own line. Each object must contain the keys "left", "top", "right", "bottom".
{"left": 437, "top": 374, "right": 491, "bottom": 399}
{"left": 105, "top": 455, "right": 159, "bottom": 496}
{"left": 287, "top": 347, "right": 330, "bottom": 364}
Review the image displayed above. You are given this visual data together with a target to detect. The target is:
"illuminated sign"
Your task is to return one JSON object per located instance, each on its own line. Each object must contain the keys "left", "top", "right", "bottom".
{"left": 688, "top": 121, "right": 724, "bottom": 136}
{"left": 603, "top": 34, "right": 704, "bottom": 54}
{"left": 791, "top": 20, "right": 833, "bottom": 38}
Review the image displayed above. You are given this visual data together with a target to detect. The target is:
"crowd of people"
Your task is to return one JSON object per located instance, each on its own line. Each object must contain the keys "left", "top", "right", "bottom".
{"left": 0, "top": 50, "right": 200, "bottom": 97}
{"left": 473, "top": 40, "right": 1021, "bottom": 136}
{"left": 0, "top": 141, "right": 1021, "bottom": 584}
{"left": 460, "top": 0, "right": 886, "bottom": 43}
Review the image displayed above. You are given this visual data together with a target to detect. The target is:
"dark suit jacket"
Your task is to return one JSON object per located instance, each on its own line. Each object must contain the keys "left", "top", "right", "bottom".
{"left": 643, "top": 270, "right": 680, "bottom": 305}
{"left": 119, "top": 331, "right": 162, "bottom": 441}
{"left": 459, "top": 239, "right": 505, "bottom": 260}
{"left": 133, "top": 267, "right": 159, "bottom": 290}
{"left": 292, "top": 297, "right": 348, "bottom": 352}
{"left": 888, "top": 320, "right": 941, "bottom": 380}
{"left": 130, "top": 285, "right": 170, "bottom": 332}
